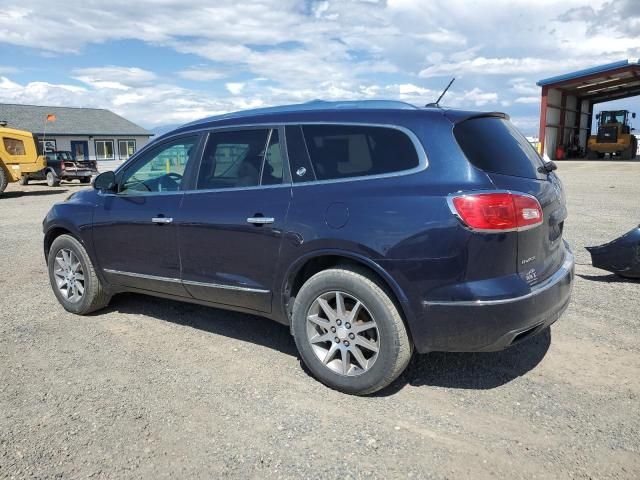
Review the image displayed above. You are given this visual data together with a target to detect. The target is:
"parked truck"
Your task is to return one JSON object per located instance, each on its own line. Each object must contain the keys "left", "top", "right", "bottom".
{"left": 586, "top": 110, "right": 637, "bottom": 160}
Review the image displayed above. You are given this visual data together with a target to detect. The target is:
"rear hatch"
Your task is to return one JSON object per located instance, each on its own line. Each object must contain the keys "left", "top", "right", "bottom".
{"left": 453, "top": 115, "right": 568, "bottom": 286}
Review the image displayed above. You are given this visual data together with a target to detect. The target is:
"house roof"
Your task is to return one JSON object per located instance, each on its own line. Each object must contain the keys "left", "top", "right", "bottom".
{"left": 0, "top": 103, "right": 151, "bottom": 136}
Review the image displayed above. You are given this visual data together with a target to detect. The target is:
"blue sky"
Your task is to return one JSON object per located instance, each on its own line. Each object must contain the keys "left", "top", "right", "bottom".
{"left": 0, "top": 0, "right": 639, "bottom": 135}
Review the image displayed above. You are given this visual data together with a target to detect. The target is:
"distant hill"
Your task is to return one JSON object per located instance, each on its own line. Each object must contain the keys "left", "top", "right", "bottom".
{"left": 149, "top": 124, "right": 180, "bottom": 137}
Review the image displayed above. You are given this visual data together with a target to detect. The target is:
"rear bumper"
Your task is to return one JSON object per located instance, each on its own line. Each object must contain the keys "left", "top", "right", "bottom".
{"left": 412, "top": 247, "right": 574, "bottom": 353}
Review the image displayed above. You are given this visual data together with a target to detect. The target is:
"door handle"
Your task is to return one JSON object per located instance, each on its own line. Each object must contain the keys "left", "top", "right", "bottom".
{"left": 247, "top": 216, "right": 275, "bottom": 225}
{"left": 152, "top": 217, "right": 173, "bottom": 224}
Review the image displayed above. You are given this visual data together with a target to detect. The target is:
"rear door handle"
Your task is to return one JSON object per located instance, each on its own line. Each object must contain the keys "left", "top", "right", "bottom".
{"left": 152, "top": 217, "right": 173, "bottom": 224}
{"left": 247, "top": 216, "right": 275, "bottom": 225}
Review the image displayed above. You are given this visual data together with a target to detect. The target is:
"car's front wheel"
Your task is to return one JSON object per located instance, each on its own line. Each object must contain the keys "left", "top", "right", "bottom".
{"left": 291, "top": 266, "right": 412, "bottom": 395}
{"left": 47, "top": 234, "right": 111, "bottom": 315}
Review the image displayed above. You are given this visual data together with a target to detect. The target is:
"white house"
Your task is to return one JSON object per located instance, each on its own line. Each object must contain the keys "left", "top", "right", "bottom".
{"left": 0, "top": 103, "right": 152, "bottom": 170}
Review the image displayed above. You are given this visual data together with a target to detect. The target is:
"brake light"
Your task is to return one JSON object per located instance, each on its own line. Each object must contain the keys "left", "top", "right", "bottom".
{"left": 60, "top": 162, "right": 66, "bottom": 170}
{"left": 449, "top": 192, "right": 543, "bottom": 232}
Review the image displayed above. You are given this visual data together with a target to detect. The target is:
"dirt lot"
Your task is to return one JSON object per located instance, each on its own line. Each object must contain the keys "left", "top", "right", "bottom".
{"left": 1, "top": 162, "right": 639, "bottom": 479}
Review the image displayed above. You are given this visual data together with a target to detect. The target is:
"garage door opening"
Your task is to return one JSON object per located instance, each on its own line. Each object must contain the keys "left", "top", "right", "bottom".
{"left": 537, "top": 59, "right": 640, "bottom": 161}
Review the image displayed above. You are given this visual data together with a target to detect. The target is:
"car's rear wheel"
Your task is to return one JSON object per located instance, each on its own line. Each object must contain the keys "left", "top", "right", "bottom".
{"left": 48, "top": 234, "right": 111, "bottom": 315}
{"left": 80, "top": 177, "right": 91, "bottom": 184}
{"left": 46, "top": 171, "right": 60, "bottom": 187}
{"left": 291, "top": 266, "right": 412, "bottom": 395}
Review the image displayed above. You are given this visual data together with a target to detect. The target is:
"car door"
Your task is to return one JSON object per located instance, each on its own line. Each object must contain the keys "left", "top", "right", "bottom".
{"left": 178, "top": 126, "right": 291, "bottom": 313}
{"left": 92, "top": 134, "right": 202, "bottom": 297}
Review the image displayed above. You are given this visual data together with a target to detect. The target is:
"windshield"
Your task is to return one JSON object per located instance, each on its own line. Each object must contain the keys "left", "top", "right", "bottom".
{"left": 600, "top": 111, "right": 626, "bottom": 124}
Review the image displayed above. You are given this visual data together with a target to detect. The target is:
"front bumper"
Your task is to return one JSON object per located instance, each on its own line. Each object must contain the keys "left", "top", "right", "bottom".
{"left": 413, "top": 248, "right": 574, "bottom": 353}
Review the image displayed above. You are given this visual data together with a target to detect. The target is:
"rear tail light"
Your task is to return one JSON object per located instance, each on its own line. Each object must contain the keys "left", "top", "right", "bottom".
{"left": 449, "top": 191, "right": 543, "bottom": 232}
{"left": 60, "top": 162, "right": 66, "bottom": 170}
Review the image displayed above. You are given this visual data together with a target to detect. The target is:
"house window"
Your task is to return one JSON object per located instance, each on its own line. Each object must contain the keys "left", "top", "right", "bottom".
{"left": 3, "top": 137, "right": 26, "bottom": 155}
{"left": 118, "top": 140, "right": 136, "bottom": 160}
{"left": 38, "top": 139, "right": 57, "bottom": 153}
{"left": 95, "top": 140, "right": 115, "bottom": 160}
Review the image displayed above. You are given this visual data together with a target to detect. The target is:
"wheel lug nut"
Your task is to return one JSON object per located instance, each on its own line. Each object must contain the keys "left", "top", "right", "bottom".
{"left": 345, "top": 322, "right": 351, "bottom": 329}
{"left": 336, "top": 320, "right": 342, "bottom": 326}
{"left": 349, "top": 333, "right": 355, "bottom": 340}
{"left": 335, "top": 337, "right": 340, "bottom": 343}
{"left": 330, "top": 327, "right": 336, "bottom": 333}
{"left": 343, "top": 340, "right": 350, "bottom": 347}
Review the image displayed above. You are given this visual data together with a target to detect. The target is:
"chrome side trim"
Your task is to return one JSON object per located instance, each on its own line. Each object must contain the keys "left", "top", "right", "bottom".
{"left": 103, "top": 269, "right": 270, "bottom": 294}
{"left": 183, "top": 279, "right": 269, "bottom": 294}
{"left": 104, "top": 269, "right": 181, "bottom": 283}
{"left": 423, "top": 249, "right": 574, "bottom": 307}
{"left": 446, "top": 190, "right": 544, "bottom": 233}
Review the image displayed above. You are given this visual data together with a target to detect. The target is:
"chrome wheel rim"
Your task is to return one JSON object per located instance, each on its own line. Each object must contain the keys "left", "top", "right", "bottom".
{"left": 306, "top": 291, "right": 380, "bottom": 376}
{"left": 53, "top": 248, "right": 85, "bottom": 303}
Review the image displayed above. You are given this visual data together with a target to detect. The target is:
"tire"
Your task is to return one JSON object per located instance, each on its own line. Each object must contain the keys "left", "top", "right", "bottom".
{"left": 291, "top": 266, "right": 412, "bottom": 395}
{"left": 47, "top": 234, "right": 111, "bottom": 315}
{"left": 586, "top": 149, "right": 598, "bottom": 160}
{"left": 80, "top": 177, "right": 91, "bottom": 184}
{"left": 18, "top": 176, "right": 29, "bottom": 186}
{"left": 46, "top": 171, "right": 61, "bottom": 187}
{"left": 0, "top": 167, "right": 7, "bottom": 195}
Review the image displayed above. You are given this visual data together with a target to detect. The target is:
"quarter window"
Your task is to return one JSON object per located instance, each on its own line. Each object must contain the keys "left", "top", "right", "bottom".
{"left": 119, "top": 137, "right": 197, "bottom": 194}
{"left": 118, "top": 140, "right": 136, "bottom": 160}
{"left": 95, "top": 140, "right": 115, "bottom": 160}
{"left": 301, "top": 125, "right": 419, "bottom": 180}
{"left": 197, "top": 128, "right": 282, "bottom": 190}
{"left": 3, "top": 137, "right": 26, "bottom": 155}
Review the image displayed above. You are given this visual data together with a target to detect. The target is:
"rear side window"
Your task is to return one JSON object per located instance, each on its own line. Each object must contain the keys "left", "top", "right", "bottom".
{"left": 454, "top": 117, "right": 545, "bottom": 179}
{"left": 301, "top": 125, "right": 419, "bottom": 181}
{"left": 197, "top": 129, "right": 280, "bottom": 190}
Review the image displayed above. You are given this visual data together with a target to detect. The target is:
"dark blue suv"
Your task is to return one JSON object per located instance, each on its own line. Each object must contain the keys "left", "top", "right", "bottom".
{"left": 43, "top": 100, "right": 574, "bottom": 395}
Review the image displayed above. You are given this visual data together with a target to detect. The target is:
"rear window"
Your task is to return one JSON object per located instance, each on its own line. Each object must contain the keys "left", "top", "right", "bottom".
{"left": 301, "top": 125, "right": 419, "bottom": 181}
{"left": 454, "top": 117, "right": 545, "bottom": 179}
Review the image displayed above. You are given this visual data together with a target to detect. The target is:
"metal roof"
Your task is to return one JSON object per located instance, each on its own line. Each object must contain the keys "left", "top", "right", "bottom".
{"left": 537, "top": 59, "right": 638, "bottom": 86}
{"left": 536, "top": 59, "right": 640, "bottom": 104}
{"left": 185, "top": 100, "right": 420, "bottom": 127}
{"left": 0, "top": 103, "right": 152, "bottom": 136}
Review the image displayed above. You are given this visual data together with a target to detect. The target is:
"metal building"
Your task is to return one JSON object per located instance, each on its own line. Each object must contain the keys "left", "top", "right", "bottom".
{"left": 537, "top": 59, "right": 640, "bottom": 160}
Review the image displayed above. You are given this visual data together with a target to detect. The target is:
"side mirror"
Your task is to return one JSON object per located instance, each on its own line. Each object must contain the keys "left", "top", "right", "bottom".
{"left": 93, "top": 171, "right": 116, "bottom": 192}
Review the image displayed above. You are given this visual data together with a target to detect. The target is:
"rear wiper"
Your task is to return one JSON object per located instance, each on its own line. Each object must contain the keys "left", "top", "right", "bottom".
{"left": 538, "top": 161, "right": 557, "bottom": 174}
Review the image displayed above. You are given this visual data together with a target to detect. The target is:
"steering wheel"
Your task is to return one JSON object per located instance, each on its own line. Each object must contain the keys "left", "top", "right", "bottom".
{"left": 166, "top": 172, "right": 183, "bottom": 181}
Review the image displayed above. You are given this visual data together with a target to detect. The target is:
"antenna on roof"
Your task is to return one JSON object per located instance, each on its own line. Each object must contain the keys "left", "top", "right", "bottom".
{"left": 425, "top": 77, "right": 455, "bottom": 108}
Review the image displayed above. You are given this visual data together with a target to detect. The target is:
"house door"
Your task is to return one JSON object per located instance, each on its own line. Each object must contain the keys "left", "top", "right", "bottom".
{"left": 71, "top": 141, "right": 89, "bottom": 160}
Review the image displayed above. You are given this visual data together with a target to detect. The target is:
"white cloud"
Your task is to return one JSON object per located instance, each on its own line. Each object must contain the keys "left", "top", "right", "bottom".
{"left": 72, "top": 67, "right": 156, "bottom": 91}
{"left": 225, "top": 82, "right": 245, "bottom": 95}
{"left": 177, "top": 67, "right": 226, "bottom": 82}
{"left": 514, "top": 96, "right": 540, "bottom": 104}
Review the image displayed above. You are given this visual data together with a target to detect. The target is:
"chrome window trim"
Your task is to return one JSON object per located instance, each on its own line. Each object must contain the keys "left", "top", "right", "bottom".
{"left": 140, "top": 122, "right": 428, "bottom": 188}
{"left": 424, "top": 249, "right": 573, "bottom": 307}
{"left": 446, "top": 189, "right": 544, "bottom": 233}
{"left": 104, "top": 269, "right": 270, "bottom": 294}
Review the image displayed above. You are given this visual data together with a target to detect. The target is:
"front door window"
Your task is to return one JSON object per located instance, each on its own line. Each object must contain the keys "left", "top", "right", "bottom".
{"left": 119, "top": 137, "right": 197, "bottom": 194}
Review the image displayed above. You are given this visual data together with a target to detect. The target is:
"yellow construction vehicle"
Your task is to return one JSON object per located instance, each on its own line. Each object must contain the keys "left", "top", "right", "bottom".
{"left": 586, "top": 110, "right": 637, "bottom": 160}
{"left": 0, "top": 122, "right": 48, "bottom": 196}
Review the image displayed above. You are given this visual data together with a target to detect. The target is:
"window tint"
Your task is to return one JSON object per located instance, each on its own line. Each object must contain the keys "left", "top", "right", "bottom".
{"left": 3, "top": 137, "right": 26, "bottom": 155}
{"left": 261, "top": 129, "right": 284, "bottom": 185}
{"left": 285, "top": 125, "right": 315, "bottom": 183}
{"left": 454, "top": 118, "right": 545, "bottom": 179}
{"left": 301, "top": 125, "right": 419, "bottom": 181}
{"left": 120, "top": 137, "right": 197, "bottom": 194}
{"left": 197, "top": 129, "right": 277, "bottom": 190}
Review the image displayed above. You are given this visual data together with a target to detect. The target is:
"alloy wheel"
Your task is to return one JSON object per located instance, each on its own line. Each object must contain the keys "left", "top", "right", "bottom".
{"left": 53, "top": 248, "right": 85, "bottom": 303}
{"left": 306, "top": 291, "right": 380, "bottom": 376}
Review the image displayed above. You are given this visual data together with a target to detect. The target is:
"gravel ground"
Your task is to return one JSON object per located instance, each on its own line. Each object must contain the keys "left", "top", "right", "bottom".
{"left": 1, "top": 162, "right": 639, "bottom": 479}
